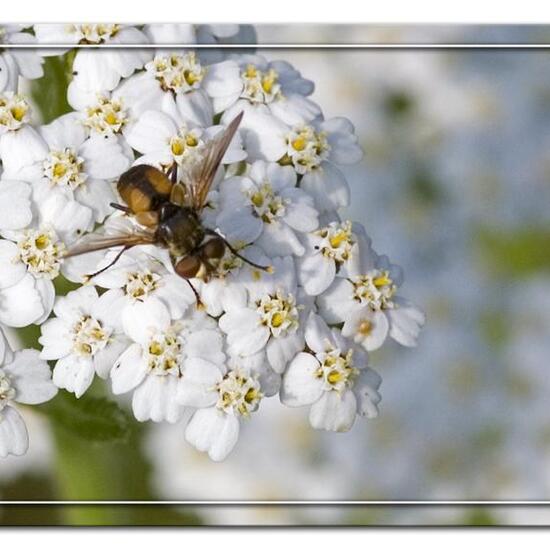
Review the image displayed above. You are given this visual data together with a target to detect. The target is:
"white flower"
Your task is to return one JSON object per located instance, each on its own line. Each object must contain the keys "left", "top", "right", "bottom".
{"left": 219, "top": 259, "right": 309, "bottom": 373}
{"left": 184, "top": 367, "right": 263, "bottom": 461}
{"left": 125, "top": 96, "right": 245, "bottom": 173}
{"left": 280, "top": 313, "right": 381, "bottom": 432}
{"left": 283, "top": 117, "right": 363, "bottom": 213}
{"left": 34, "top": 24, "right": 152, "bottom": 104}
{"left": 218, "top": 55, "right": 322, "bottom": 161}
{"left": 197, "top": 244, "right": 270, "bottom": 317}
{"left": 92, "top": 52, "right": 242, "bottom": 124}
{"left": 216, "top": 161, "right": 319, "bottom": 257}
{"left": 0, "top": 92, "right": 33, "bottom": 135}
{"left": 111, "top": 299, "right": 225, "bottom": 423}
{"left": 76, "top": 243, "right": 196, "bottom": 320}
{"left": 224, "top": 54, "right": 320, "bottom": 124}
{"left": 0, "top": 328, "right": 57, "bottom": 457}
{"left": 297, "top": 220, "right": 371, "bottom": 296}
{"left": 0, "top": 192, "right": 91, "bottom": 327}
{"left": 39, "top": 286, "right": 128, "bottom": 398}
{"left": 0, "top": 26, "right": 43, "bottom": 93}
{"left": 1, "top": 112, "right": 132, "bottom": 224}
{"left": 80, "top": 93, "right": 130, "bottom": 137}
{"left": 318, "top": 251, "right": 426, "bottom": 351}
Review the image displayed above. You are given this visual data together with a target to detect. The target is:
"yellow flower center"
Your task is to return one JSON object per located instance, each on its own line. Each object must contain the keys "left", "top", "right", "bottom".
{"left": 241, "top": 64, "right": 282, "bottom": 104}
{"left": 16, "top": 228, "right": 65, "bottom": 279}
{"left": 315, "top": 221, "right": 354, "bottom": 265}
{"left": 0, "top": 92, "right": 31, "bottom": 131}
{"left": 43, "top": 148, "right": 87, "bottom": 190}
{"left": 246, "top": 182, "right": 287, "bottom": 223}
{"left": 352, "top": 269, "right": 397, "bottom": 311}
{"left": 256, "top": 291, "right": 300, "bottom": 337}
{"left": 284, "top": 125, "right": 330, "bottom": 174}
{"left": 146, "top": 52, "right": 207, "bottom": 94}
{"left": 84, "top": 95, "right": 128, "bottom": 135}
{"left": 316, "top": 347, "right": 357, "bottom": 393}
{"left": 216, "top": 370, "right": 263, "bottom": 417}
{"left": 124, "top": 270, "right": 161, "bottom": 301}
{"left": 72, "top": 315, "right": 111, "bottom": 357}
{"left": 147, "top": 329, "right": 182, "bottom": 376}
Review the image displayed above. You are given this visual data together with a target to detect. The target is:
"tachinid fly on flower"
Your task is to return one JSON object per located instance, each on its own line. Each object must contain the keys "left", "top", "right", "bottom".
{"left": 64, "top": 112, "right": 271, "bottom": 303}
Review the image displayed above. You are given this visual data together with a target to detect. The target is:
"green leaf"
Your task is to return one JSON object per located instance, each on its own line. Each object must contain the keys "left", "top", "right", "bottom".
{"left": 30, "top": 53, "right": 73, "bottom": 124}
{"left": 41, "top": 391, "right": 133, "bottom": 443}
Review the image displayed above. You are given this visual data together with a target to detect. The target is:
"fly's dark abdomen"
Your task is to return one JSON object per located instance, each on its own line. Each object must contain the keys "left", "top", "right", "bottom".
{"left": 156, "top": 206, "right": 205, "bottom": 257}
{"left": 118, "top": 165, "right": 173, "bottom": 214}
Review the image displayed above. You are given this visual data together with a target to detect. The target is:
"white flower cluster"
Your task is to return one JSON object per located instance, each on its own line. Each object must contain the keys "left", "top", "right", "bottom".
{"left": 0, "top": 23, "right": 424, "bottom": 461}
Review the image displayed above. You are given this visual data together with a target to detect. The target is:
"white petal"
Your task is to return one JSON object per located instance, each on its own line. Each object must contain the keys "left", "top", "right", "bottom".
{"left": 185, "top": 330, "right": 225, "bottom": 366}
{"left": 280, "top": 188, "right": 319, "bottom": 233}
{"left": 93, "top": 338, "right": 129, "bottom": 380}
{"left": 32, "top": 277, "right": 56, "bottom": 326}
{"left": 353, "top": 368, "right": 382, "bottom": 419}
{"left": 280, "top": 352, "right": 323, "bottom": 407}
{"left": 216, "top": 207, "right": 263, "bottom": 246}
{"left": 388, "top": 299, "right": 426, "bottom": 347}
{"left": 4, "top": 349, "right": 56, "bottom": 404}
{"left": 304, "top": 312, "right": 334, "bottom": 353}
{"left": 322, "top": 117, "right": 363, "bottom": 165}
{"left": 317, "top": 278, "right": 357, "bottom": 324}
{"left": 175, "top": 89, "right": 214, "bottom": 128}
{"left": 72, "top": 50, "right": 121, "bottom": 91}
{"left": 80, "top": 137, "right": 131, "bottom": 180}
{"left": 39, "top": 317, "right": 73, "bottom": 359}
{"left": 0, "top": 240, "right": 26, "bottom": 289}
{"left": 52, "top": 355, "right": 95, "bottom": 398}
{"left": 203, "top": 60, "right": 242, "bottom": 100}
{"left": 266, "top": 331, "right": 304, "bottom": 374}
{"left": 0, "top": 126, "right": 48, "bottom": 177}
{"left": 0, "top": 406, "right": 28, "bottom": 458}
{"left": 111, "top": 344, "right": 147, "bottom": 394}
{"left": 39, "top": 193, "right": 93, "bottom": 243}
{"left": 269, "top": 94, "right": 321, "bottom": 126}
{"left": 132, "top": 375, "right": 183, "bottom": 423}
{"left": 0, "top": 180, "right": 32, "bottom": 230}
{"left": 256, "top": 222, "right": 304, "bottom": 257}
{"left": 0, "top": 274, "right": 44, "bottom": 327}
{"left": 219, "top": 308, "right": 269, "bottom": 356}
{"left": 125, "top": 110, "right": 176, "bottom": 154}
{"left": 40, "top": 112, "right": 86, "bottom": 150}
{"left": 178, "top": 358, "right": 222, "bottom": 408}
{"left": 122, "top": 298, "right": 171, "bottom": 345}
{"left": 185, "top": 407, "right": 240, "bottom": 462}
{"left": 301, "top": 162, "right": 350, "bottom": 212}
{"left": 309, "top": 390, "right": 357, "bottom": 432}
{"left": 297, "top": 253, "right": 335, "bottom": 296}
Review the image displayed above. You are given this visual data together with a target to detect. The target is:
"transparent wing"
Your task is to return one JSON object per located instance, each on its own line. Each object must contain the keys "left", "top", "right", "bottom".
{"left": 64, "top": 229, "right": 156, "bottom": 258}
{"left": 186, "top": 111, "right": 244, "bottom": 211}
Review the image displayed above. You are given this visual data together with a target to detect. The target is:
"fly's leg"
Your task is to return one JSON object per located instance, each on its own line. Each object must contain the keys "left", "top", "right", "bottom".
{"left": 110, "top": 202, "right": 132, "bottom": 214}
{"left": 171, "top": 254, "right": 204, "bottom": 309}
{"left": 84, "top": 245, "right": 131, "bottom": 282}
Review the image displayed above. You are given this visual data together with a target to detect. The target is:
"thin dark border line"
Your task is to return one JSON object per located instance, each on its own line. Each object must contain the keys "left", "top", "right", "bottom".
{"left": 3, "top": 43, "right": 550, "bottom": 49}
{"left": 3, "top": 501, "right": 550, "bottom": 505}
